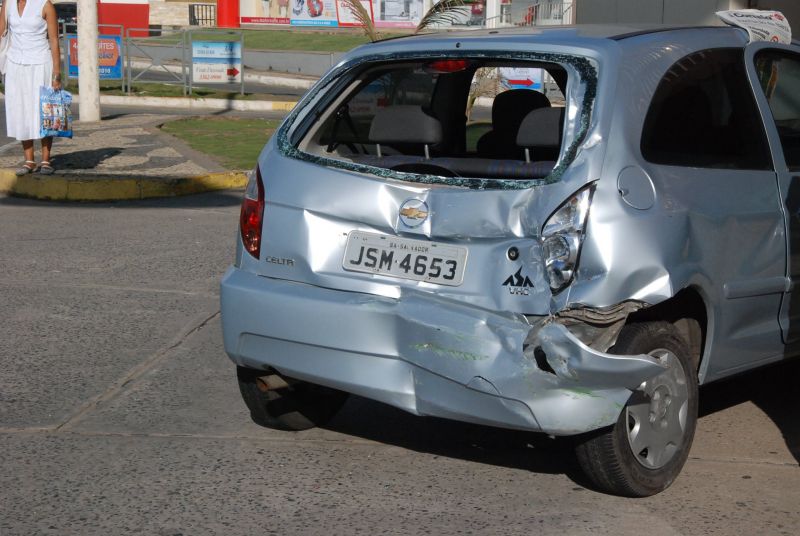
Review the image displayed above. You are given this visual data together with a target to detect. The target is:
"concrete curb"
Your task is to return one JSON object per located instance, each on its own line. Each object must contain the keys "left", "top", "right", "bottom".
{"left": 0, "top": 170, "right": 248, "bottom": 201}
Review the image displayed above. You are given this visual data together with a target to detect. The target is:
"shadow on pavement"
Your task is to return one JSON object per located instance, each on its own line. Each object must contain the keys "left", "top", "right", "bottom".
{"left": 321, "top": 357, "right": 800, "bottom": 483}
{"left": 324, "top": 394, "right": 587, "bottom": 482}
{"left": 699, "top": 358, "right": 800, "bottom": 464}
{"left": 50, "top": 148, "right": 123, "bottom": 170}
{"left": 0, "top": 190, "right": 244, "bottom": 208}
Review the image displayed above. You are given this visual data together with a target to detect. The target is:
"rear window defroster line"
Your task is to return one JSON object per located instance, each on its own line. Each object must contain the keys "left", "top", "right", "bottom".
{"left": 276, "top": 50, "right": 598, "bottom": 190}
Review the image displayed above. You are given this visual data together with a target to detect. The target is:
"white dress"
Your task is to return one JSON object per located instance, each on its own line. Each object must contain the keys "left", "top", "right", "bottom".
{"left": 4, "top": 0, "right": 53, "bottom": 141}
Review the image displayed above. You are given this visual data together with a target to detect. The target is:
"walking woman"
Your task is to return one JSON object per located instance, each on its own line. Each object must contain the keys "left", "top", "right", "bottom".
{"left": 1, "top": 0, "right": 62, "bottom": 175}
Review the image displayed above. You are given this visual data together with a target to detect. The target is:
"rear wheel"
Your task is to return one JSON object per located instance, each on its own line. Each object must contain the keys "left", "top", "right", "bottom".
{"left": 574, "top": 321, "right": 698, "bottom": 497}
{"left": 237, "top": 366, "right": 349, "bottom": 431}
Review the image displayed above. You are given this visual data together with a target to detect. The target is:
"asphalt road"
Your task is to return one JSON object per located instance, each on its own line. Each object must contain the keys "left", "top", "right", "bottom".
{"left": 0, "top": 189, "right": 799, "bottom": 535}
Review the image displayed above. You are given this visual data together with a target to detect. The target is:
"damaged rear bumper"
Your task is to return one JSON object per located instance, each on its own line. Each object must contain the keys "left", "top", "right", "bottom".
{"left": 220, "top": 267, "right": 666, "bottom": 435}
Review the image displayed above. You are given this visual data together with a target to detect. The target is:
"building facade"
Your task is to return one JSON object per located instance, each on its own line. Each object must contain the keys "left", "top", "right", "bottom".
{"left": 574, "top": 0, "right": 798, "bottom": 28}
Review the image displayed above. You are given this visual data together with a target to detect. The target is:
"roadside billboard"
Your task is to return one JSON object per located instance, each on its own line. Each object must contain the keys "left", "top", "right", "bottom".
{"left": 239, "top": 0, "right": 423, "bottom": 28}
{"left": 374, "top": 0, "right": 423, "bottom": 28}
{"left": 335, "top": 0, "right": 374, "bottom": 26}
{"left": 499, "top": 67, "right": 544, "bottom": 91}
{"left": 241, "top": 0, "right": 291, "bottom": 24}
{"left": 290, "top": 0, "right": 338, "bottom": 26}
{"left": 192, "top": 41, "right": 243, "bottom": 84}
{"left": 66, "top": 34, "right": 123, "bottom": 80}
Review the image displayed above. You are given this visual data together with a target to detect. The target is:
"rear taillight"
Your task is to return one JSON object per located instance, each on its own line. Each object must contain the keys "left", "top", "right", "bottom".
{"left": 240, "top": 166, "right": 265, "bottom": 258}
{"left": 541, "top": 185, "right": 594, "bottom": 293}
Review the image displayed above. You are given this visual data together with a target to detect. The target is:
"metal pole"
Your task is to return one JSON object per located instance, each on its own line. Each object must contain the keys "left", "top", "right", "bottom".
{"left": 77, "top": 0, "right": 100, "bottom": 121}
{"left": 181, "top": 30, "right": 187, "bottom": 96}
{"left": 118, "top": 26, "right": 124, "bottom": 93}
{"left": 126, "top": 30, "right": 131, "bottom": 95}
{"left": 240, "top": 31, "right": 244, "bottom": 96}
{"left": 188, "top": 29, "right": 193, "bottom": 96}
{"left": 62, "top": 33, "right": 69, "bottom": 90}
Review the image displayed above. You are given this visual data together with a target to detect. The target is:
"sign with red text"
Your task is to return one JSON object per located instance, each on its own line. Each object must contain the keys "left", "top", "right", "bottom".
{"left": 192, "top": 41, "right": 243, "bottom": 84}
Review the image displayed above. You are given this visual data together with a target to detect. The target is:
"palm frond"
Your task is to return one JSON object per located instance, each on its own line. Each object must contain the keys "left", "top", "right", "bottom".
{"left": 415, "top": 0, "right": 471, "bottom": 34}
{"left": 339, "top": 0, "right": 380, "bottom": 42}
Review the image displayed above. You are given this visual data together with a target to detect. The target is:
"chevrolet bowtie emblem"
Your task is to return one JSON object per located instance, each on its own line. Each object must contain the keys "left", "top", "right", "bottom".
{"left": 399, "top": 207, "right": 428, "bottom": 219}
{"left": 399, "top": 199, "right": 429, "bottom": 227}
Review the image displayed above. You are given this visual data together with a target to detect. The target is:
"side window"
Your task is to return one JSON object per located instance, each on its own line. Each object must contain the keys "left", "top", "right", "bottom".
{"left": 755, "top": 51, "right": 800, "bottom": 171}
{"left": 641, "top": 49, "right": 772, "bottom": 170}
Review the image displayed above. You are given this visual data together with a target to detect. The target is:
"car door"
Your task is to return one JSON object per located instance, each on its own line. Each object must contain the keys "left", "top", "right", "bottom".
{"left": 748, "top": 44, "right": 800, "bottom": 348}
{"left": 636, "top": 47, "right": 786, "bottom": 379}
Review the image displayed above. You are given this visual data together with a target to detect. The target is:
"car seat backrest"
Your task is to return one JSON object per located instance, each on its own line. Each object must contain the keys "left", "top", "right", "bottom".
{"left": 369, "top": 105, "right": 442, "bottom": 145}
{"left": 369, "top": 105, "right": 443, "bottom": 159}
{"left": 476, "top": 89, "right": 551, "bottom": 159}
{"left": 492, "top": 89, "right": 551, "bottom": 130}
{"left": 516, "top": 107, "right": 565, "bottom": 163}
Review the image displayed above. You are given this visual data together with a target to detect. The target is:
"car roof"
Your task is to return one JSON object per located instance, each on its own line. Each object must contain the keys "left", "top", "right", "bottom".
{"left": 425, "top": 24, "right": 726, "bottom": 40}
{"left": 376, "top": 23, "right": 749, "bottom": 49}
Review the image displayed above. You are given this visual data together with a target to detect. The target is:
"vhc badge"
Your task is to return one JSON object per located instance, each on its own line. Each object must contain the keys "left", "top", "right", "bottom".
{"left": 399, "top": 199, "right": 429, "bottom": 228}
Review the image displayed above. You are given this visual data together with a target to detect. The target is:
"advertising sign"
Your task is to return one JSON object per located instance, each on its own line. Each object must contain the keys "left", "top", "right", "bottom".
{"left": 374, "top": 0, "right": 423, "bottom": 28}
{"left": 290, "top": 0, "right": 338, "bottom": 26}
{"left": 192, "top": 41, "right": 243, "bottom": 84}
{"left": 240, "top": 0, "right": 425, "bottom": 27}
{"left": 335, "top": 0, "right": 373, "bottom": 26}
{"left": 66, "top": 34, "right": 123, "bottom": 80}
{"left": 499, "top": 67, "right": 543, "bottom": 91}
{"left": 240, "top": 0, "right": 290, "bottom": 25}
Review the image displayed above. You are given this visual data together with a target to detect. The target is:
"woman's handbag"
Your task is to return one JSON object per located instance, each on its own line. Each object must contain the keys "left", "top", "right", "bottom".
{"left": 0, "top": 4, "right": 11, "bottom": 75}
{"left": 40, "top": 88, "right": 73, "bottom": 139}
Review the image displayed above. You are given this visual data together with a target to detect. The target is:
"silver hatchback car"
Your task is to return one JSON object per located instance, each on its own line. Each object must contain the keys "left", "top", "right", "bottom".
{"left": 221, "top": 23, "right": 800, "bottom": 496}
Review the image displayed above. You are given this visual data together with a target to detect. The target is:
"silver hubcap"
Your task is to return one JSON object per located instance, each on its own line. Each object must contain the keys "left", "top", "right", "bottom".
{"left": 625, "top": 349, "right": 689, "bottom": 469}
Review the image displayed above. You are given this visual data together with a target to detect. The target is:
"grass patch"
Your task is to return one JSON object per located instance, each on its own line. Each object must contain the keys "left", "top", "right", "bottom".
{"left": 160, "top": 117, "right": 281, "bottom": 170}
{"left": 153, "top": 29, "right": 406, "bottom": 52}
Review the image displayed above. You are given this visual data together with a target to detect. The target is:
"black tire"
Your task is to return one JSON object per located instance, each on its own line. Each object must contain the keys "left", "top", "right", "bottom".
{"left": 574, "top": 321, "right": 698, "bottom": 497}
{"left": 237, "top": 366, "right": 349, "bottom": 431}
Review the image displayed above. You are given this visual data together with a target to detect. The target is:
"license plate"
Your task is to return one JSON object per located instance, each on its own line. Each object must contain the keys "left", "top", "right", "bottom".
{"left": 342, "top": 231, "right": 468, "bottom": 286}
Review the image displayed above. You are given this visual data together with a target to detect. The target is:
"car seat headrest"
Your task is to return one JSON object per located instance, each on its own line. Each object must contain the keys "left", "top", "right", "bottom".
{"left": 516, "top": 107, "right": 566, "bottom": 149}
{"left": 369, "top": 105, "right": 443, "bottom": 145}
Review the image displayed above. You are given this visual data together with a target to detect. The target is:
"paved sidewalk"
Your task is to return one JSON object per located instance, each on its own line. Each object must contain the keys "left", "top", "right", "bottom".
{"left": 0, "top": 63, "right": 315, "bottom": 201}
{"left": 0, "top": 113, "right": 250, "bottom": 201}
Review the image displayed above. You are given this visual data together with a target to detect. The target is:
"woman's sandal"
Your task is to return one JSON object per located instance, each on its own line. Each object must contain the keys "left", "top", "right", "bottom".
{"left": 37, "top": 161, "right": 55, "bottom": 175}
{"left": 15, "top": 161, "right": 37, "bottom": 176}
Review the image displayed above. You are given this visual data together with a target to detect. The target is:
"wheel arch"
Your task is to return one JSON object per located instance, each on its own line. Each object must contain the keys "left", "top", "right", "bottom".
{"left": 624, "top": 286, "right": 711, "bottom": 382}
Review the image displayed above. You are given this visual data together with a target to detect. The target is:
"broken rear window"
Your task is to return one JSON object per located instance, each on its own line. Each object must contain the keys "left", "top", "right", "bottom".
{"left": 286, "top": 53, "right": 594, "bottom": 189}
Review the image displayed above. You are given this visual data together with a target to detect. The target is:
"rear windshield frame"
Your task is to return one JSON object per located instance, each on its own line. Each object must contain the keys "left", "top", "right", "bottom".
{"left": 276, "top": 50, "right": 598, "bottom": 190}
